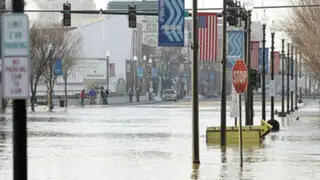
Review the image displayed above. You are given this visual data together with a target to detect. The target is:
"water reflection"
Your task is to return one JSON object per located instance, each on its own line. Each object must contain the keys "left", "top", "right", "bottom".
{"left": 190, "top": 164, "right": 200, "bottom": 180}
{"left": 0, "top": 103, "right": 319, "bottom": 179}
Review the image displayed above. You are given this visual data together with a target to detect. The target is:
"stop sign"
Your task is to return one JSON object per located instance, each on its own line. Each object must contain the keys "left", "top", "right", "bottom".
{"left": 232, "top": 60, "right": 248, "bottom": 94}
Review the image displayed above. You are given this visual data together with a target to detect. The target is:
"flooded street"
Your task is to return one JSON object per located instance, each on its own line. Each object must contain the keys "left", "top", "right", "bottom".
{"left": 0, "top": 100, "right": 319, "bottom": 180}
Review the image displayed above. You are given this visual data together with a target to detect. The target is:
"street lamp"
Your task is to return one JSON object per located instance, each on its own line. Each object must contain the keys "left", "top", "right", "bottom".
{"left": 106, "top": 51, "right": 110, "bottom": 91}
{"left": 290, "top": 45, "right": 294, "bottom": 112}
{"left": 133, "top": 55, "right": 137, "bottom": 92}
{"left": 299, "top": 53, "right": 303, "bottom": 103}
{"left": 287, "top": 43, "right": 291, "bottom": 114}
{"left": 278, "top": 38, "right": 286, "bottom": 117}
{"left": 261, "top": 11, "right": 268, "bottom": 121}
{"left": 48, "top": 43, "right": 54, "bottom": 111}
{"left": 294, "top": 47, "right": 298, "bottom": 110}
{"left": 268, "top": 21, "right": 279, "bottom": 131}
{"left": 244, "top": 0, "right": 254, "bottom": 125}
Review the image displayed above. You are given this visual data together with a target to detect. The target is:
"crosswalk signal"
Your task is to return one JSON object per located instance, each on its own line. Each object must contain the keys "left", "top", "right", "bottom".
{"left": 63, "top": 2, "right": 71, "bottom": 27}
{"left": 128, "top": 5, "right": 137, "bottom": 28}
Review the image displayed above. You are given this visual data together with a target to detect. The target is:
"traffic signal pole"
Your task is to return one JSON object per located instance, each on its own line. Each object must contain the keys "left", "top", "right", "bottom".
{"left": 12, "top": 2, "right": 28, "bottom": 180}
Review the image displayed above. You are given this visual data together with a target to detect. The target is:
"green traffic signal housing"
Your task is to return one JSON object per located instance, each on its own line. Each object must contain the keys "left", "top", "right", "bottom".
{"left": 128, "top": 5, "right": 137, "bottom": 28}
{"left": 63, "top": 2, "right": 71, "bottom": 27}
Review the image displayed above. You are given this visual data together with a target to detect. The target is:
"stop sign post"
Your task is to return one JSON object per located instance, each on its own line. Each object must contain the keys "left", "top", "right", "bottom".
{"left": 232, "top": 59, "right": 248, "bottom": 168}
{"left": 232, "top": 60, "right": 248, "bottom": 94}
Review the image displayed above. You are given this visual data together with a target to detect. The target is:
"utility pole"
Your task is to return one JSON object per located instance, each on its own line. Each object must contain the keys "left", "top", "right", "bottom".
{"left": 192, "top": 0, "right": 200, "bottom": 164}
{"left": 12, "top": 1, "right": 28, "bottom": 180}
{"left": 220, "top": 0, "right": 227, "bottom": 148}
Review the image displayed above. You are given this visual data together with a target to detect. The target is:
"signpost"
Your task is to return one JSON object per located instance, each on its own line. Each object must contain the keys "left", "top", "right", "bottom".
{"left": 232, "top": 59, "right": 248, "bottom": 168}
{"left": 2, "top": 7, "right": 29, "bottom": 179}
{"left": 2, "top": 13, "right": 30, "bottom": 99}
{"left": 158, "top": 0, "right": 185, "bottom": 46}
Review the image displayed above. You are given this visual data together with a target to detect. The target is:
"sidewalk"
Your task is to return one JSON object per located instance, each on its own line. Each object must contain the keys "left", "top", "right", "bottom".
{"left": 62, "top": 95, "right": 150, "bottom": 106}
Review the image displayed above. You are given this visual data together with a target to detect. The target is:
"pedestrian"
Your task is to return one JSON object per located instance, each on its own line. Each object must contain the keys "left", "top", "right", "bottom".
{"left": 105, "top": 89, "right": 109, "bottom": 104}
{"left": 100, "top": 89, "right": 105, "bottom": 104}
{"left": 136, "top": 88, "right": 140, "bottom": 102}
{"left": 88, "top": 88, "right": 96, "bottom": 105}
{"left": 128, "top": 88, "right": 133, "bottom": 102}
{"left": 80, "top": 89, "right": 85, "bottom": 106}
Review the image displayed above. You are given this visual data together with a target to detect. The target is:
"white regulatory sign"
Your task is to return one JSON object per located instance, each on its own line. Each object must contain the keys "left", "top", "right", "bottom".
{"left": 2, "top": 13, "right": 30, "bottom": 99}
{"left": 2, "top": 57, "right": 30, "bottom": 98}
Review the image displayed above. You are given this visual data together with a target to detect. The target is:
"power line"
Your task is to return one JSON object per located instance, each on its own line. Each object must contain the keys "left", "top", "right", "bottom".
{"left": 0, "top": 4, "right": 319, "bottom": 14}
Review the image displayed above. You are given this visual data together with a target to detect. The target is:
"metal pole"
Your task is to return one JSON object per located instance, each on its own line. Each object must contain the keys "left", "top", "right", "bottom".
{"left": 244, "top": 14, "right": 249, "bottom": 125}
{"left": 192, "top": 0, "right": 200, "bottom": 164}
{"left": 239, "top": 94, "right": 243, "bottom": 168}
{"left": 294, "top": 47, "right": 298, "bottom": 110}
{"left": 12, "top": 1, "right": 27, "bottom": 180}
{"left": 247, "top": 11, "right": 254, "bottom": 125}
{"left": 246, "top": 10, "right": 253, "bottom": 125}
{"left": 299, "top": 53, "right": 303, "bottom": 103}
{"left": 220, "top": 0, "right": 227, "bottom": 147}
{"left": 262, "top": 24, "right": 266, "bottom": 121}
{"left": 49, "top": 59, "right": 53, "bottom": 110}
{"left": 287, "top": 43, "right": 290, "bottom": 114}
{"left": 279, "top": 39, "right": 286, "bottom": 117}
{"left": 291, "top": 45, "right": 294, "bottom": 112}
{"left": 270, "top": 32, "right": 275, "bottom": 120}
{"left": 106, "top": 56, "right": 109, "bottom": 91}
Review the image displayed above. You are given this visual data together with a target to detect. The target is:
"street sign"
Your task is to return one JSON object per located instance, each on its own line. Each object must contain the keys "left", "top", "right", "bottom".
{"left": 54, "top": 59, "right": 63, "bottom": 75}
{"left": 1, "top": 13, "right": 30, "bottom": 99}
{"left": 232, "top": 60, "right": 248, "bottom": 94}
{"left": 2, "top": 13, "right": 29, "bottom": 56}
{"left": 230, "top": 87, "right": 239, "bottom": 118}
{"left": 269, "top": 80, "right": 275, "bottom": 97}
{"left": 158, "top": 0, "right": 185, "bottom": 46}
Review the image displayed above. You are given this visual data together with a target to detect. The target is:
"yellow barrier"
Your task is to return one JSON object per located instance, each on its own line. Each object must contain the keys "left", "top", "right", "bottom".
{"left": 206, "top": 120, "right": 273, "bottom": 145}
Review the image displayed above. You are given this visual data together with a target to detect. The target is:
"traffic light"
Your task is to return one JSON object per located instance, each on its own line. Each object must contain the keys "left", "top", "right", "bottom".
{"left": 128, "top": 5, "right": 137, "bottom": 28}
{"left": 226, "top": 0, "right": 238, "bottom": 26}
{"left": 63, "top": 2, "right": 71, "bottom": 27}
{"left": 250, "top": 69, "right": 261, "bottom": 90}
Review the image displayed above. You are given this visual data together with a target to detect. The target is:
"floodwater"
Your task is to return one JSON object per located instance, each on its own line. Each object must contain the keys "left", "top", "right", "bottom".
{"left": 0, "top": 100, "right": 319, "bottom": 180}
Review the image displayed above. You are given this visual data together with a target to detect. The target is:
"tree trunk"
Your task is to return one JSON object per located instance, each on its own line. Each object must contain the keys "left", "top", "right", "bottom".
{"left": 64, "top": 75, "right": 68, "bottom": 107}
{"left": 30, "top": 78, "right": 39, "bottom": 112}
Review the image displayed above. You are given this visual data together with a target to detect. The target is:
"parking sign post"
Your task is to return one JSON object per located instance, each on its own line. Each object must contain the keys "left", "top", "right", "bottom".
{"left": 2, "top": 1, "right": 29, "bottom": 179}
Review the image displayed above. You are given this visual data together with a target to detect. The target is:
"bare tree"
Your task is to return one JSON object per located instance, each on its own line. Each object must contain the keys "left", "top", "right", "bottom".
{"left": 30, "top": 23, "right": 82, "bottom": 111}
{"left": 41, "top": 26, "right": 82, "bottom": 110}
{"left": 283, "top": 0, "right": 320, "bottom": 76}
{"left": 30, "top": 23, "right": 58, "bottom": 112}
{"left": 60, "top": 31, "right": 82, "bottom": 107}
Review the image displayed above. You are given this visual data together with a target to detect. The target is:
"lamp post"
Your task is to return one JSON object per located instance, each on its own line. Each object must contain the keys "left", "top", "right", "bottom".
{"left": 148, "top": 56, "right": 153, "bottom": 100}
{"left": 245, "top": 0, "right": 254, "bottom": 125}
{"left": 220, "top": 0, "right": 228, "bottom": 147}
{"left": 294, "top": 47, "right": 298, "bottom": 110}
{"left": 261, "top": 11, "right": 268, "bottom": 121}
{"left": 278, "top": 39, "right": 286, "bottom": 117}
{"left": 106, "top": 51, "right": 110, "bottom": 91}
{"left": 48, "top": 43, "right": 53, "bottom": 111}
{"left": 287, "top": 43, "right": 290, "bottom": 114}
{"left": 269, "top": 21, "right": 276, "bottom": 120}
{"left": 268, "top": 21, "right": 279, "bottom": 131}
{"left": 290, "top": 45, "right": 294, "bottom": 112}
{"left": 143, "top": 55, "right": 147, "bottom": 92}
{"left": 299, "top": 53, "right": 303, "bottom": 103}
{"left": 133, "top": 55, "right": 137, "bottom": 92}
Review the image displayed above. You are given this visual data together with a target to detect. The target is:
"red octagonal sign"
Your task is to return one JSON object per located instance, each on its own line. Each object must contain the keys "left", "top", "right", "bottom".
{"left": 232, "top": 60, "right": 248, "bottom": 94}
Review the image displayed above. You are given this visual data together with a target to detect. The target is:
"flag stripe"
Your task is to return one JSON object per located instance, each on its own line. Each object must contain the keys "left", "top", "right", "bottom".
{"left": 250, "top": 41, "right": 259, "bottom": 70}
{"left": 198, "top": 12, "right": 217, "bottom": 62}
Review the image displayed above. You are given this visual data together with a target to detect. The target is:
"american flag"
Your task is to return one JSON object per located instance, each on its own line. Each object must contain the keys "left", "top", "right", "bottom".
{"left": 198, "top": 12, "right": 217, "bottom": 62}
{"left": 273, "top": 52, "right": 280, "bottom": 74}
{"left": 250, "top": 41, "right": 259, "bottom": 70}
